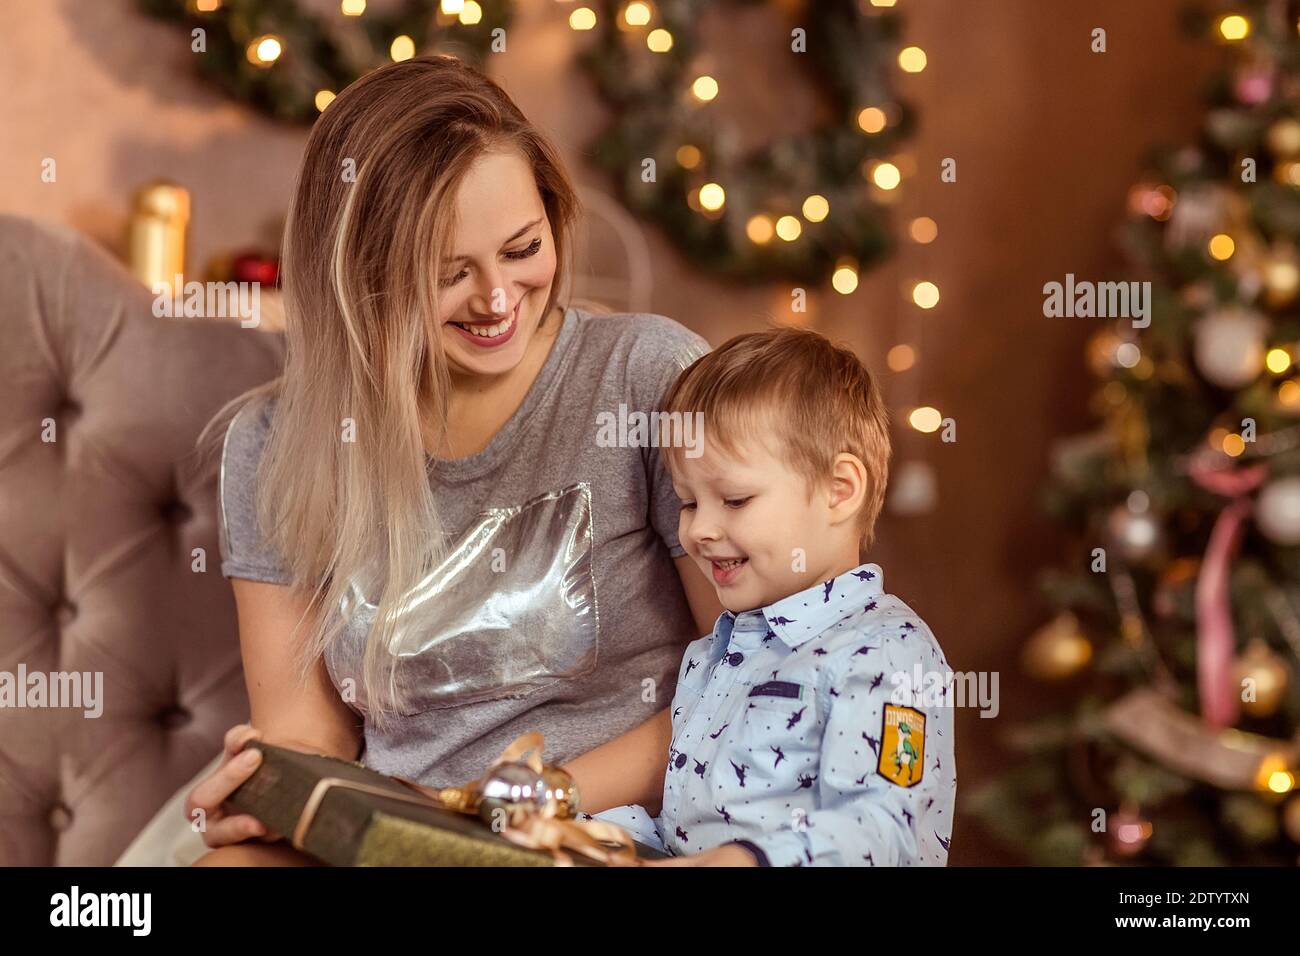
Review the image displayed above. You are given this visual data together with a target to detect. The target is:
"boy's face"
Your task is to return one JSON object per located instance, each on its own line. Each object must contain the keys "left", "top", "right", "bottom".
{"left": 672, "top": 436, "right": 842, "bottom": 613}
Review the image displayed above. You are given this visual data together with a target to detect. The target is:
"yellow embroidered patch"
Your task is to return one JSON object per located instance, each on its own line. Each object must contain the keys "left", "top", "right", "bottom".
{"left": 878, "top": 704, "right": 926, "bottom": 788}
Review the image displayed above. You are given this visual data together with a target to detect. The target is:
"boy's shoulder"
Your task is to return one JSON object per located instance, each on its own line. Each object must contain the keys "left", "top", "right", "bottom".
{"left": 804, "top": 588, "right": 948, "bottom": 679}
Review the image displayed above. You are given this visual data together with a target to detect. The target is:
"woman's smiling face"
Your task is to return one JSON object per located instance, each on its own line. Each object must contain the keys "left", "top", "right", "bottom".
{"left": 435, "top": 148, "right": 559, "bottom": 378}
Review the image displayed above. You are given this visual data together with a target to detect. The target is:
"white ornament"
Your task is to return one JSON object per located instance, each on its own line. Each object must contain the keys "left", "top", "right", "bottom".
{"left": 1256, "top": 476, "right": 1300, "bottom": 545}
{"left": 1193, "top": 307, "right": 1266, "bottom": 388}
{"left": 1107, "top": 505, "right": 1162, "bottom": 562}
{"left": 887, "top": 460, "right": 938, "bottom": 516}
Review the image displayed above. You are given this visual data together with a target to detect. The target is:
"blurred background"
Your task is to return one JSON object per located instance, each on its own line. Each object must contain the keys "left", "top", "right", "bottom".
{"left": 6, "top": 0, "right": 1300, "bottom": 867}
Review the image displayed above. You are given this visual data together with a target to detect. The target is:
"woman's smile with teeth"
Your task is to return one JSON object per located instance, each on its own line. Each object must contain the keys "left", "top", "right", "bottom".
{"left": 451, "top": 308, "right": 516, "bottom": 337}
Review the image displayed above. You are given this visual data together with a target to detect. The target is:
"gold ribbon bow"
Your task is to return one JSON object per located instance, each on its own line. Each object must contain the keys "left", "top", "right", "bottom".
{"left": 405, "top": 732, "right": 643, "bottom": 867}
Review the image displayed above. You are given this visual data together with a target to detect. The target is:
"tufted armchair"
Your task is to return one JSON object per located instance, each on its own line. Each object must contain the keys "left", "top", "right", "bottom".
{"left": 0, "top": 214, "right": 282, "bottom": 865}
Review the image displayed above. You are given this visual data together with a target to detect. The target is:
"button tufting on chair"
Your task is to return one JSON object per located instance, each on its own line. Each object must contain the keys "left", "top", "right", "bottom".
{"left": 53, "top": 599, "right": 77, "bottom": 628}
{"left": 48, "top": 803, "right": 73, "bottom": 833}
{"left": 160, "top": 500, "right": 193, "bottom": 525}
{"left": 0, "top": 214, "right": 284, "bottom": 865}
{"left": 157, "top": 705, "right": 192, "bottom": 731}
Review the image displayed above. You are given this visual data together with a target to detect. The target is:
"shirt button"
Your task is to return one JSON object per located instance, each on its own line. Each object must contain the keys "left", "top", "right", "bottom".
{"left": 726, "top": 652, "right": 744, "bottom": 666}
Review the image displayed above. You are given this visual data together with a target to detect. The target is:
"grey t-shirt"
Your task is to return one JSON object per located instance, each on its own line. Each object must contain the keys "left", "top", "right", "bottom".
{"left": 218, "top": 305, "right": 710, "bottom": 786}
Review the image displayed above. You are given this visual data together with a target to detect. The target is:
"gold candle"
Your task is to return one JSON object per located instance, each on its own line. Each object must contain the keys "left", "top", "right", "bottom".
{"left": 128, "top": 180, "right": 190, "bottom": 295}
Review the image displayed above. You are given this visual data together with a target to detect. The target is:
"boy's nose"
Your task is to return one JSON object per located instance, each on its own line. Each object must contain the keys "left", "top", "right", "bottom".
{"left": 687, "top": 518, "right": 722, "bottom": 547}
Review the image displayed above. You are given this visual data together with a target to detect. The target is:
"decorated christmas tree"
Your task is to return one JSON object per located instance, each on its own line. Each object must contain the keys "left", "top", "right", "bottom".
{"left": 971, "top": 1, "right": 1300, "bottom": 866}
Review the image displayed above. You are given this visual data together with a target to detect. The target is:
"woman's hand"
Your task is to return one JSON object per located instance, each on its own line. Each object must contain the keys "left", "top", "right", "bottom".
{"left": 642, "top": 844, "right": 759, "bottom": 867}
{"left": 184, "top": 724, "right": 278, "bottom": 848}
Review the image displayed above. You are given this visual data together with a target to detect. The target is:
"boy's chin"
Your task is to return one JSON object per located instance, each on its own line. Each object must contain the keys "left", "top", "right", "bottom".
{"left": 720, "top": 587, "right": 767, "bottom": 615}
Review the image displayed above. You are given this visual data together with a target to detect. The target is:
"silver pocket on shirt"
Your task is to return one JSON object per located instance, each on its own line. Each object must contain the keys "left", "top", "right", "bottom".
{"left": 339, "top": 482, "right": 600, "bottom": 714}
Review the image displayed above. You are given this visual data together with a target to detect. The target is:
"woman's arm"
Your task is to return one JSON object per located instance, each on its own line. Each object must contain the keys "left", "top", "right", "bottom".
{"left": 233, "top": 578, "right": 363, "bottom": 758}
{"left": 185, "top": 579, "right": 363, "bottom": 849}
{"left": 561, "top": 556, "right": 723, "bottom": 816}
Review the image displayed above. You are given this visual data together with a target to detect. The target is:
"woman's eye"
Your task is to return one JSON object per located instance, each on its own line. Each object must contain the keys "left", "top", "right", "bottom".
{"left": 680, "top": 501, "right": 696, "bottom": 512}
{"left": 438, "top": 238, "right": 539, "bottom": 288}
{"left": 505, "top": 237, "right": 542, "bottom": 260}
{"left": 724, "top": 497, "right": 752, "bottom": 509}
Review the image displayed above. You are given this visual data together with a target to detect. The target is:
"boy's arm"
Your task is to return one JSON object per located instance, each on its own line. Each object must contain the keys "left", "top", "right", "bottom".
{"left": 560, "top": 707, "right": 672, "bottom": 816}
{"left": 562, "top": 557, "right": 716, "bottom": 817}
{"left": 561, "top": 557, "right": 717, "bottom": 817}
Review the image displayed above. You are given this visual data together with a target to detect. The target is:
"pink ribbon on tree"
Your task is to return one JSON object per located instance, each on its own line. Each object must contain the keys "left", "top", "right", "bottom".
{"left": 1187, "top": 459, "right": 1268, "bottom": 729}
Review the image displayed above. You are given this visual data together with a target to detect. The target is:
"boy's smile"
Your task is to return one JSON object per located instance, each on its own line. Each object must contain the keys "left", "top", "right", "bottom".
{"left": 704, "top": 555, "right": 748, "bottom": 586}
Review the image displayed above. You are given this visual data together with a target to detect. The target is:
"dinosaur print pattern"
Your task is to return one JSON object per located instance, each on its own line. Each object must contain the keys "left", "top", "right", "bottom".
{"left": 613, "top": 562, "right": 956, "bottom": 866}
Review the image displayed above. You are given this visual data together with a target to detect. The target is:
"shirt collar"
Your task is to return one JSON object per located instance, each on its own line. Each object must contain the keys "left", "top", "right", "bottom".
{"left": 714, "top": 563, "right": 885, "bottom": 650}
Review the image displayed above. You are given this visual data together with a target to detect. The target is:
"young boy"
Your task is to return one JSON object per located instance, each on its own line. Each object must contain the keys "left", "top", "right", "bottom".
{"left": 575, "top": 327, "right": 955, "bottom": 866}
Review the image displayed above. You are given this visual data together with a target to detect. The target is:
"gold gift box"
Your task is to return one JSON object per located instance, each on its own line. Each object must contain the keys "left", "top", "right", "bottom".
{"left": 228, "top": 743, "right": 667, "bottom": 866}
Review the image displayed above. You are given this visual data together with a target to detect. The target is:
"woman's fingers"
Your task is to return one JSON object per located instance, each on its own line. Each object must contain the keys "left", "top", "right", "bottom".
{"left": 202, "top": 813, "right": 267, "bottom": 849}
{"left": 255, "top": 826, "right": 286, "bottom": 844}
{"left": 184, "top": 746, "right": 265, "bottom": 846}
{"left": 223, "top": 723, "right": 261, "bottom": 757}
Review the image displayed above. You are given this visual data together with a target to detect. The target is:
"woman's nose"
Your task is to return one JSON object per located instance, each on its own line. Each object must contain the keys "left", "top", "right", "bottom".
{"left": 471, "top": 271, "right": 511, "bottom": 316}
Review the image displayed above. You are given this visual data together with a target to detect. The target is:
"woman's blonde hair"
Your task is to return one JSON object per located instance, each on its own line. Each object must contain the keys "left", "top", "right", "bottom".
{"left": 204, "top": 54, "right": 581, "bottom": 723}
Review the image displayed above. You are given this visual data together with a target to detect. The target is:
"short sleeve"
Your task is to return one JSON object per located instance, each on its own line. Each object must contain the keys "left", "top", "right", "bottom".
{"left": 218, "top": 397, "right": 293, "bottom": 584}
{"left": 627, "top": 316, "right": 710, "bottom": 558}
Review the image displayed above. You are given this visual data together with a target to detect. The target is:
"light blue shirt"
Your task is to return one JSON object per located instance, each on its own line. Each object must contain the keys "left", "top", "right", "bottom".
{"left": 656, "top": 562, "right": 956, "bottom": 866}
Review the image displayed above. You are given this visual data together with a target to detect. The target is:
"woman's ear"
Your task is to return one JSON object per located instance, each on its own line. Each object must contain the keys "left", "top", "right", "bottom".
{"left": 826, "top": 453, "right": 868, "bottom": 527}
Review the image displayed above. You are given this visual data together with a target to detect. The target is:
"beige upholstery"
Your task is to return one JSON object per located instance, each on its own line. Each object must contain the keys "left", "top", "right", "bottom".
{"left": 0, "top": 215, "right": 282, "bottom": 865}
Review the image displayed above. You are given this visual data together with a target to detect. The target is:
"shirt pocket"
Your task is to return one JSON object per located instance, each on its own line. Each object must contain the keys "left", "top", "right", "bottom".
{"left": 724, "top": 681, "right": 819, "bottom": 787}
{"left": 339, "top": 482, "right": 600, "bottom": 714}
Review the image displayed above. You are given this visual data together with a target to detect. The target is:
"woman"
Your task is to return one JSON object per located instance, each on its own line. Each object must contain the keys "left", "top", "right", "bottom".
{"left": 188, "top": 54, "right": 721, "bottom": 865}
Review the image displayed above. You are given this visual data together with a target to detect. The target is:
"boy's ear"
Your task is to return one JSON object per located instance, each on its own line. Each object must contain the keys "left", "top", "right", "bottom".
{"left": 826, "top": 453, "right": 868, "bottom": 525}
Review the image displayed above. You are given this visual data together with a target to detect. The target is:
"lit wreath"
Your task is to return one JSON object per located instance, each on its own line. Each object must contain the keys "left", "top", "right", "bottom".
{"left": 137, "top": 0, "right": 513, "bottom": 124}
{"left": 576, "top": 0, "right": 915, "bottom": 284}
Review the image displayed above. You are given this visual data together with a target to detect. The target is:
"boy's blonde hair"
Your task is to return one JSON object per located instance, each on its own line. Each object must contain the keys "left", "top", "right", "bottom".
{"left": 661, "top": 327, "right": 892, "bottom": 548}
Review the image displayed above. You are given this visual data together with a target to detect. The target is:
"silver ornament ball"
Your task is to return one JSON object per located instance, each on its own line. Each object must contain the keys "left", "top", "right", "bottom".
{"left": 1257, "top": 476, "right": 1300, "bottom": 545}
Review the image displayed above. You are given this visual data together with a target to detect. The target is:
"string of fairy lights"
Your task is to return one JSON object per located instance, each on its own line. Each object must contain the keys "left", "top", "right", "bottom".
{"left": 194, "top": 0, "right": 946, "bottom": 451}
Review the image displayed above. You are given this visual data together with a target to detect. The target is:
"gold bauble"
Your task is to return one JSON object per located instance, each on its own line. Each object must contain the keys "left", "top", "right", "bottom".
{"left": 475, "top": 763, "right": 548, "bottom": 824}
{"left": 1235, "top": 639, "right": 1291, "bottom": 718}
{"left": 1268, "top": 117, "right": 1300, "bottom": 158}
{"left": 1022, "top": 612, "right": 1093, "bottom": 680}
{"left": 541, "top": 766, "right": 580, "bottom": 819}
{"left": 1263, "top": 245, "right": 1300, "bottom": 307}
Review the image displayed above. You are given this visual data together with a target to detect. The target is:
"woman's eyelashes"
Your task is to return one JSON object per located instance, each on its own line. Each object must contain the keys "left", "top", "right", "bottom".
{"left": 438, "top": 237, "right": 543, "bottom": 288}
{"left": 506, "top": 237, "right": 543, "bottom": 260}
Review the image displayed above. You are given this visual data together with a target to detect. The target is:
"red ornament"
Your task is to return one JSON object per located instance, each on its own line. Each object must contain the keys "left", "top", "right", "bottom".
{"left": 231, "top": 252, "right": 279, "bottom": 287}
